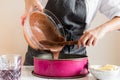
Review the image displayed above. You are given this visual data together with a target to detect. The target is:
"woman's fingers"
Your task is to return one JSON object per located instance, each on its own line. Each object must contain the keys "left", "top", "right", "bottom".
{"left": 78, "top": 31, "right": 98, "bottom": 48}
{"left": 78, "top": 35, "right": 84, "bottom": 48}
{"left": 32, "top": 0, "right": 43, "bottom": 12}
{"left": 81, "top": 33, "right": 91, "bottom": 47}
{"left": 36, "top": 2, "right": 43, "bottom": 12}
{"left": 86, "top": 36, "right": 94, "bottom": 46}
{"left": 21, "top": 12, "right": 28, "bottom": 26}
{"left": 92, "top": 38, "right": 97, "bottom": 46}
{"left": 79, "top": 32, "right": 91, "bottom": 47}
{"left": 78, "top": 40, "right": 81, "bottom": 48}
{"left": 21, "top": 10, "right": 30, "bottom": 26}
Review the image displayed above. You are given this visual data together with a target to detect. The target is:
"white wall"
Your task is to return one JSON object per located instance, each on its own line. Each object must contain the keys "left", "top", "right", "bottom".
{"left": 0, "top": 0, "right": 27, "bottom": 63}
{"left": 87, "top": 12, "right": 120, "bottom": 65}
{"left": 0, "top": 0, "right": 120, "bottom": 65}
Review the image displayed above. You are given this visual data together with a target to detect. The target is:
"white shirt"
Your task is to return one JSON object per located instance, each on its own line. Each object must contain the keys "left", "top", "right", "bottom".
{"left": 39, "top": 0, "right": 120, "bottom": 28}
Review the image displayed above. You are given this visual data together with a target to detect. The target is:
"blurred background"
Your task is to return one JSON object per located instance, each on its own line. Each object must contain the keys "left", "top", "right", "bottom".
{"left": 0, "top": 0, "right": 120, "bottom": 65}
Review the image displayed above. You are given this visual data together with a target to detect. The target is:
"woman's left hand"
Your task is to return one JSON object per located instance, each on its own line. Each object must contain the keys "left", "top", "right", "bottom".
{"left": 78, "top": 27, "right": 106, "bottom": 48}
{"left": 21, "top": 0, "right": 43, "bottom": 26}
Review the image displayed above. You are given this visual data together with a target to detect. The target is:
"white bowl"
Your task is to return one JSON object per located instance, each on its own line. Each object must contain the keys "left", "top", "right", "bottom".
{"left": 89, "top": 65, "right": 120, "bottom": 80}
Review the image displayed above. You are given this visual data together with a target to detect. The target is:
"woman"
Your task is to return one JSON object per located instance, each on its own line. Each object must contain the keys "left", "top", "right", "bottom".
{"left": 21, "top": 0, "right": 120, "bottom": 65}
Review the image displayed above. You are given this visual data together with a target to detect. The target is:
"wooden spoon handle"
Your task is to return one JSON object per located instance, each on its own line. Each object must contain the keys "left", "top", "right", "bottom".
{"left": 61, "top": 41, "right": 78, "bottom": 45}
{"left": 39, "top": 40, "right": 78, "bottom": 46}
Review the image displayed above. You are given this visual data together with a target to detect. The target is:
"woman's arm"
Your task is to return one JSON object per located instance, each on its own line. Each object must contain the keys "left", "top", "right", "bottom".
{"left": 21, "top": 0, "right": 43, "bottom": 26}
{"left": 100, "top": 16, "right": 120, "bottom": 33}
{"left": 78, "top": 16, "right": 120, "bottom": 47}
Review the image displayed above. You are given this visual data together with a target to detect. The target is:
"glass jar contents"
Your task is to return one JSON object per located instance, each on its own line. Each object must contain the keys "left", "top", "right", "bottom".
{"left": 0, "top": 54, "right": 22, "bottom": 80}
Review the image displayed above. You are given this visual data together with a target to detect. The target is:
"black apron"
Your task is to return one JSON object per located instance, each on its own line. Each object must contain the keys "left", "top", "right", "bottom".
{"left": 24, "top": 0, "right": 87, "bottom": 65}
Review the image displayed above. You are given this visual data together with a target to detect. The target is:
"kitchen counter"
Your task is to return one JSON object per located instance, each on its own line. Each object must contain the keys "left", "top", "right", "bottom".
{"left": 21, "top": 66, "right": 95, "bottom": 80}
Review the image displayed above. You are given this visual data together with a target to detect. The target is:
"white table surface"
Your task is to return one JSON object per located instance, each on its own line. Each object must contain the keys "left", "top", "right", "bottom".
{"left": 21, "top": 66, "right": 96, "bottom": 80}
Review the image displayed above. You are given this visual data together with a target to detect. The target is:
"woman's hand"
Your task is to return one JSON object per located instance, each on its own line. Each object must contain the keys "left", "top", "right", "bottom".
{"left": 78, "top": 26, "right": 106, "bottom": 47}
{"left": 21, "top": 0, "right": 43, "bottom": 26}
{"left": 78, "top": 16, "right": 120, "bottom": 48}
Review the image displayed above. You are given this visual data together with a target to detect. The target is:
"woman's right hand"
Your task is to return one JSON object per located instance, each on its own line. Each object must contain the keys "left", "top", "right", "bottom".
{"left": 21, "top": 0, "right": 43, "bottom": 26}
